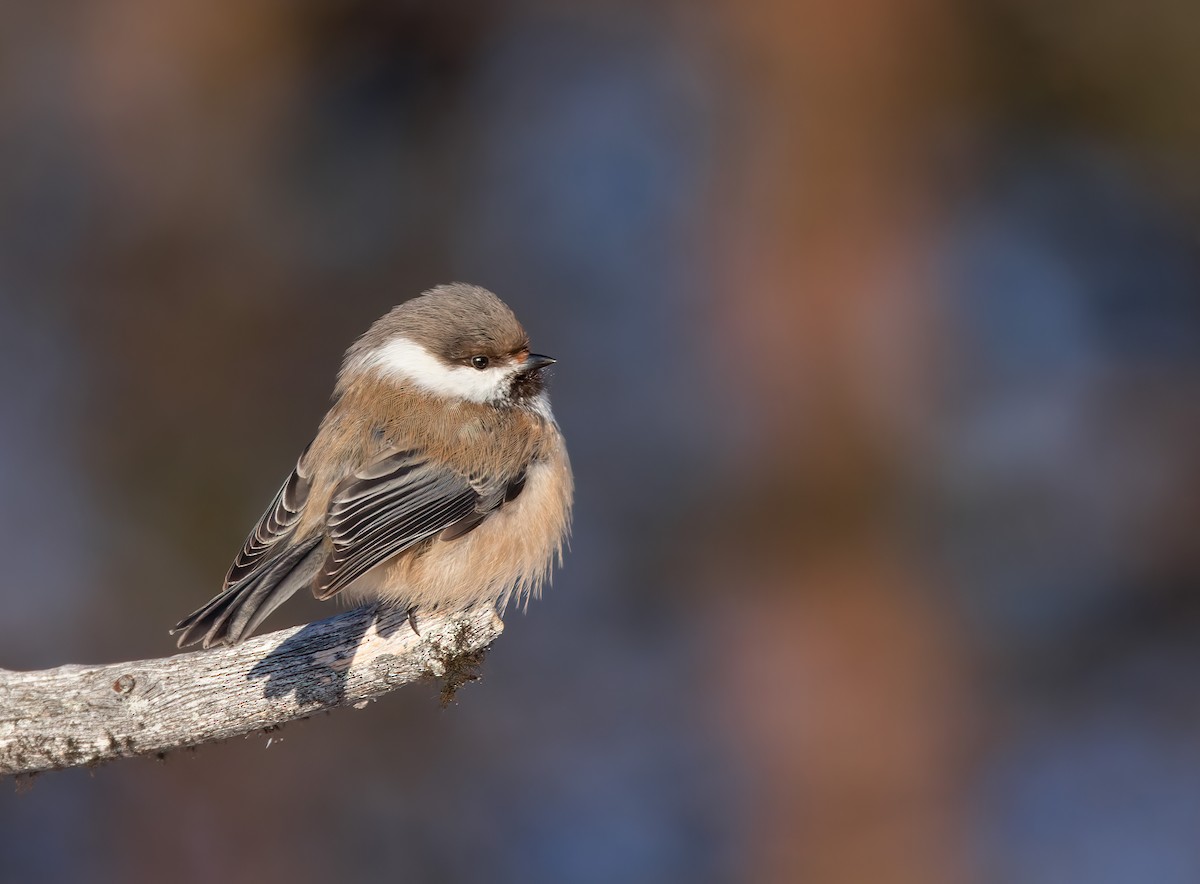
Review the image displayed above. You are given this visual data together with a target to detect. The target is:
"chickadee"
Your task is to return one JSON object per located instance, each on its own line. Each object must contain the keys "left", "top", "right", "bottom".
{"left": 172, "top": 283, "right": 572, "bottom": 648}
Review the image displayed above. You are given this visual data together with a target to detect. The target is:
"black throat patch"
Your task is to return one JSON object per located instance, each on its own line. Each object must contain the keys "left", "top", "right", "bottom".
{"left": 507, "top": 369, "right": 545, "bottom": 402}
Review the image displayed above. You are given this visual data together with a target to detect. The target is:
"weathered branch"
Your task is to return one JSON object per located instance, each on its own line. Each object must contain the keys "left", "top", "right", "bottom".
{"left": 0, "top": 604, "right": 503, "bottom": 777}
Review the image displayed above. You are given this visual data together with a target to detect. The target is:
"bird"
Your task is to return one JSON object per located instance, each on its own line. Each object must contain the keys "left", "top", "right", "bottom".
{"left": 172, "top": 283, "right": 572, "bottom": 648}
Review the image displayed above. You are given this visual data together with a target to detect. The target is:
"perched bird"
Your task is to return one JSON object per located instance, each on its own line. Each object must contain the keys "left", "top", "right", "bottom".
{"left": 172, "top": 283, "right": 572, "bottom": 648}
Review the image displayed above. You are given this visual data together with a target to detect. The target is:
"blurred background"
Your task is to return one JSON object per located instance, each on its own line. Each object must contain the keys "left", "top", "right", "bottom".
{"left": 1, "top": 1, "right": 1199, "bottom": 882}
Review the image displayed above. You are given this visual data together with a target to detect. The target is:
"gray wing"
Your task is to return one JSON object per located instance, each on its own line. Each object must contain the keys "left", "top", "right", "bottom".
{"left": 172, "top": 449, "right": 316, "bottom": 648}
{"left": 316, "top": 449, "right": 490, "bottom": 599}
{"left": 222, "top": 450, "right": 311, "bottom": 590}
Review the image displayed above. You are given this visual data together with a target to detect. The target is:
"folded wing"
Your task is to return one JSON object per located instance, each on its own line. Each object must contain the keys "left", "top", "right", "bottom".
{"left": 172, "top": 451, "right": 315, "bottom": 648}
{"left": 316, "top": 450, "right": 483, "bottom": 599}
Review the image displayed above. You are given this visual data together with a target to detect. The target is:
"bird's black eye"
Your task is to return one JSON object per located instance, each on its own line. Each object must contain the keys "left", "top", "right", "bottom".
{"left": 471, "top": 355, "right": 490, "bottom": 370}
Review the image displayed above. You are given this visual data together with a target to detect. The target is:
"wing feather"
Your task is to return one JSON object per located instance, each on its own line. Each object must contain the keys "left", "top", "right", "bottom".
{"left": 222, "top": 449, "right": 312, "bottom": 590}
{"left": 316, "top": 452, "right": 482, "bottom": 599}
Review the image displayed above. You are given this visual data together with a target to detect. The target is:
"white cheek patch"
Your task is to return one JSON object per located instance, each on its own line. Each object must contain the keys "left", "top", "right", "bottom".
{"left": 360, "top": 337, "right": 512, "bottom": 403}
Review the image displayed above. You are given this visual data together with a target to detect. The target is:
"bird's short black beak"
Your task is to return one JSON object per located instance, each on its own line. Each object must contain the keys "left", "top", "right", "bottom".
{"left": 521, "top": 354, "right": 556, "bottom": 373}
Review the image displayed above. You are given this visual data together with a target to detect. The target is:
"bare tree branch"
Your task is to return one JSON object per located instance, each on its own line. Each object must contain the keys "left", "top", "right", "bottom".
{"left": 0, "top": 604, "right": 503, "bottom": 778}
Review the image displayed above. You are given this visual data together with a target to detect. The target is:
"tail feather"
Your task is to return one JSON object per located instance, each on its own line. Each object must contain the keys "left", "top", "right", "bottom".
{"left": 172, "top": 538, "right": 322, "bottom": 648}
{"left": 185, "top": 580, "right": 259, "bottom": 649}
{"left": 226, "top": 543, "right": 324, "bottom": 643}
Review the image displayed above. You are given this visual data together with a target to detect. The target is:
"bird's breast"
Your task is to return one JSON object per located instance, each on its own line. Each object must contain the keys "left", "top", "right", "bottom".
{"left": 340, "top": 431, "right": 572, "bottom": 613}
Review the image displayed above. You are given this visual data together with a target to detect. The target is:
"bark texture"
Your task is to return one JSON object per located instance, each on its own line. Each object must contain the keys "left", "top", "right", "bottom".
{"left": 0, "top": 604, "right": 503, "bottom": 777}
